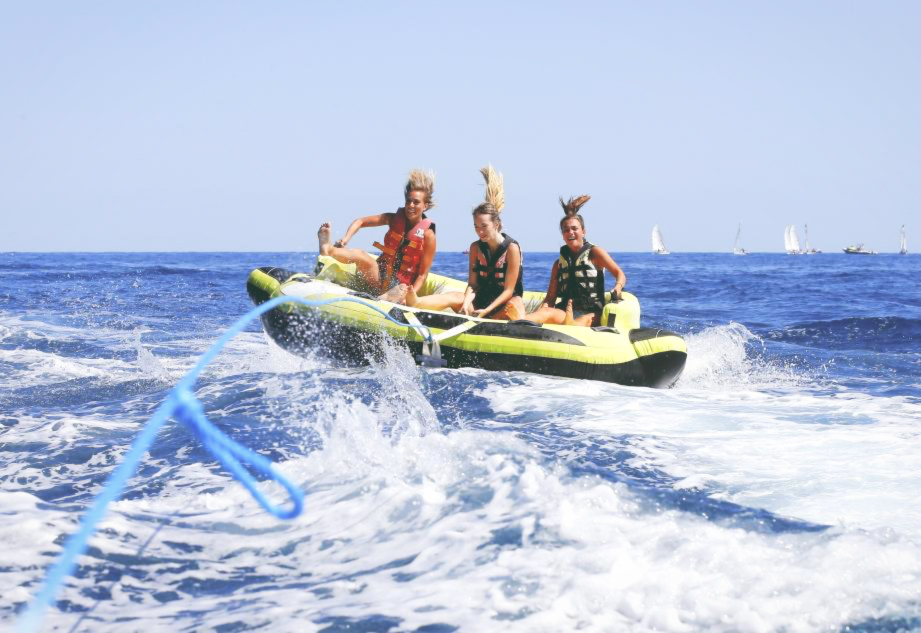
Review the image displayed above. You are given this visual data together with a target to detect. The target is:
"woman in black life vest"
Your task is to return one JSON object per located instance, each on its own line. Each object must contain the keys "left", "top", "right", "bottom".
{"left": 317, "top": 169, "right": 437, "bottom": 305}
{"left": 461, "top": 165, "right": 526, "bottom": 319}
{"left": 526, "top": 195, "right": 627, "bottom": 327}
{"left": 405, "top": 165, "right": 525, "bottom": 319}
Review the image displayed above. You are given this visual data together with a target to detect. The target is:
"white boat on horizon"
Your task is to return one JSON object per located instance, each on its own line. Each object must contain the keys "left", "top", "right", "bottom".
{"left": 843, "top": 244, "right": 877, "bottom": 255}
{"left": 652, "top": 225, "right": 670, "bottom": 255}
{"left": 802, "top": 224, "right": 820, "bottom": 254}
{"left": 784, "top": 225, "right": 803, "bottom": 254}
{"left": 732, "top": 223, "right": 747, "bottom": 255}
{"left": 900, "top": 225, "right": 908, "bottom": 255}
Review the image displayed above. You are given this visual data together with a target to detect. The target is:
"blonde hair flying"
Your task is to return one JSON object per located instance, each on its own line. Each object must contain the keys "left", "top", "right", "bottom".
{"left": 472, "top": 164, "right": 505, "bottom": 230}
{"left": 405, "top": 169, "right": 436, "bottom": 208}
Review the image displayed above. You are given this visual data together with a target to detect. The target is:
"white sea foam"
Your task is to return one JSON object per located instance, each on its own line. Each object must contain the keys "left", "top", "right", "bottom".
{"left": 0, "top": 347, "right": 115, "bottom": 388}
{"left": 6, "top": 318, "right": 921, "bottom": 631}
{"left": 479, "top": 371, "right": 921, "bottom": 536}
{"left": 0, "top": 312, "right": 320, "bottom": 395}
{"left": 0, "top": 316, "right": 182, "bottom": 389}
{"left": 677, "top": 322, "right": 809, "bottom": 391}
{"left": 13, "top": 392, "right": 921, "bottom": 632}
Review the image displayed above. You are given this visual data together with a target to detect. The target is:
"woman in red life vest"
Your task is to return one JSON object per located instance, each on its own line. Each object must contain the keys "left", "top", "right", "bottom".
{"left": 317, "top": 169, "right": 437, "bottom": 305}
{"left": 408, "top": 165, "right": 525, "bottom": 320}
{"left": 526, "top": 195, "right": 627, "bottom": 327}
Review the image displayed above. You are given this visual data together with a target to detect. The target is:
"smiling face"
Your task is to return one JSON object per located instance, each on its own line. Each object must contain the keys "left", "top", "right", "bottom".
{"left": 560, "top": 217, "right": 585, "bottom": 251}
{"left": 404, "top": 189, "right": 428, "bottom": 223}
{"left": 473, "top": 212, "right": 500, "bottom": 243}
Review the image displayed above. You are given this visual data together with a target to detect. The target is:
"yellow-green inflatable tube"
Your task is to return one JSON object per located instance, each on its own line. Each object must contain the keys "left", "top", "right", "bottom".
{"left": 246, "top": 258, "right": 686, "bottom": 388}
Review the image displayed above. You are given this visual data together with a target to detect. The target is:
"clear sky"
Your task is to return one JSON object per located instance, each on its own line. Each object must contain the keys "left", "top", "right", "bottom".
{"left": 2, "top": 2, "right": 918, "bottom": 253}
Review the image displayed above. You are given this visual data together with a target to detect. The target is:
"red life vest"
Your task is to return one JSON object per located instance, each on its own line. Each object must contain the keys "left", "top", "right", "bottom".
{"left": 373, "top": 210, "right": 433, "bottom": 287}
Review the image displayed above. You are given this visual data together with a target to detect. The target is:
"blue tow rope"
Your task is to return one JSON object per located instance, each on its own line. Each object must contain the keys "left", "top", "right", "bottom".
{"left": 18, "top": 293, "right": 436, "bottom": 632}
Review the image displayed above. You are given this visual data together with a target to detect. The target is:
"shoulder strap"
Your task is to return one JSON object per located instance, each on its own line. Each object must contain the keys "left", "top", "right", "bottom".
{"left": 494, "top": 234, "right": 512, "bottom": 260}
{"left": 392, "top": 209, "right": 407, "bottom": 232}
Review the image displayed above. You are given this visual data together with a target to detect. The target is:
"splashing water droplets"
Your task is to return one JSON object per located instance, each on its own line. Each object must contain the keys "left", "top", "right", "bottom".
{"left": 678, "top": 322, "right": 811, "bottom": 390}
{"left": 131, "top": 330, "right": 171, "bottom": 382}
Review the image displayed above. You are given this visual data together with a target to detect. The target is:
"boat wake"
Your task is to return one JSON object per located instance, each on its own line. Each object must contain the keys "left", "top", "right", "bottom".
{"left": 677, "top": 322, "right": 813, "bottom": 391}
{"left": 9, "top": 350, "right": 921, "bottom": 631}
{"left": 5, "top": 252, "right": 921, "bottom": 631}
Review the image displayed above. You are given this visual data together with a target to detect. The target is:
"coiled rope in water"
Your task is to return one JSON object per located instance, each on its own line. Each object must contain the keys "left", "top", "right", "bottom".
{"left": 18, "top": 294, "right": 439, "bottom": 632}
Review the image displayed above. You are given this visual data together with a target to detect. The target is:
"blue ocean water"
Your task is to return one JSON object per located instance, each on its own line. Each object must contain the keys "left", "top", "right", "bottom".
{"left": 2, "top": 251, "right": 920, "bottom": 632}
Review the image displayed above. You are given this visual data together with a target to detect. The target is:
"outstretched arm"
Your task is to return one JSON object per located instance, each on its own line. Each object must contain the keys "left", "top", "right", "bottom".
{"left": 592, "top": 247, "right": 626, "bottom": 299}
{"left": 336, "top": 212, "right": 392, "bottom": 247}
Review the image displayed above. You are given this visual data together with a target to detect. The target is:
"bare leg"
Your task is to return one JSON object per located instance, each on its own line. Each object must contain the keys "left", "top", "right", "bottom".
{"left": 563, "top": 300, "right": 595, "bottom": 327}
{"left": 317, "top": 223, "right": 382, "bottom": 289}
{"left": 488, "top": 296, "right": 527, "bottom": 321}
{"left": 525, "top": 304, "right": 566, "bottom": 325}
{"left": 410, "top": 291, "right": 465, "bottom": 312}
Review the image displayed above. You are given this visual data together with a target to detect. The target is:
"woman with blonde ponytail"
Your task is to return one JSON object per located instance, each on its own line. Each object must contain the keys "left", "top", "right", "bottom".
{"left": 317, "top": 169, "right": 437, "bottom": 305}
{"left": 406, "top": 165, "right": 525, "bottom": 319}
{"left": 459, "top": 165, "right": 526, "bottom": 319}
{"left": 525, "top": 195, "right": 626, "bottom": 327}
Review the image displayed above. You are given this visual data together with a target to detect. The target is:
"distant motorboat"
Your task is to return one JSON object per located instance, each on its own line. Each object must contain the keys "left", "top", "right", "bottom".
{"left": 652, "top": 225, "right": 670, "bottom": 255}
{"left": 900, "top": 225, "right": 908, "bottom": 255}
{"left": 732, "top": 223, "right": 747, "bottom": 255}
{"left": 843, "top": 244, "right": 877, "bottom": 255}
{"left": 784, "top": 225, "right": 803, "bottom": 254}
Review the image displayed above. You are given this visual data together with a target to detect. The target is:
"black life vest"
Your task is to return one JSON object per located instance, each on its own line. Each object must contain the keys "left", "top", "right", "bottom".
{"left": 472, "top": 233, "right": 523, "bottom": 310}
{"left": 556, "top": 241, "right": 605, "bottom": 313}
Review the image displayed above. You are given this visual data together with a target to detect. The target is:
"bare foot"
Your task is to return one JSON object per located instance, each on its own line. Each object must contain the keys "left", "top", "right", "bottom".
{"left": 563, "top": 299, "right": 576, "bottom": 326}
{"left": 504, "top": 299, "right": 524, "bottom": 321}
{"left": 317, "top": 223, "right": 333, "bottom": 256}
{"left": 404, "top": 284, "right": 418, "bottom": 307}
{"left": 379, "top": 283, "right": 409, "bottom": 304}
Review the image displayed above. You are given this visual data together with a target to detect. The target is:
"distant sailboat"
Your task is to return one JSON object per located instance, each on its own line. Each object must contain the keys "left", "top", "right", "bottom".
{"left": 784, "top": 225, "right": 802, "bottom": 254}
{"left": 900, "top": 225, "right": 908, "bottom": 255}
{"left": 802, "top": 224, "right": 820, "bottom": 254}
{"left": 732, "top": 223, "right": 747, "bottom": 255}
{"left": 652, "top": 225, "right": 670, "bottom": 255}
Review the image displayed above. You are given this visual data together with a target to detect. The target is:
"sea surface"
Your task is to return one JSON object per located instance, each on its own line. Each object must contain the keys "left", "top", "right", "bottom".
{"left": 2, "top": 251, "right": 920, "bottom": 632}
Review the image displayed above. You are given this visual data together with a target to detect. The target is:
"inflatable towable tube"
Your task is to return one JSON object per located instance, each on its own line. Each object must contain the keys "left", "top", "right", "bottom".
{"left": 246, "top": 257, "right": 687, "bottom": 388}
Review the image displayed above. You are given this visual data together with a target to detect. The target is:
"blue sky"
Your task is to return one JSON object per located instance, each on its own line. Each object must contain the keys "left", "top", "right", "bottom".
{"left": 2, "top": 2, "right": 918, "bottom": 252}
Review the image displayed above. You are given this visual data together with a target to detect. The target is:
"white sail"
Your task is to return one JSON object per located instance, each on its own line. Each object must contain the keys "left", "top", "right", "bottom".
{"left": 802, "top": 224, "right": 818, "bottom": 254}
{"left": 652, "top": 225, "right": 669, "bottom": 254}
{"left": 789, "top": 225, "right": 802, "bottom": 254}
{"left": 900, "top": 225, "right": 908, "bottom": 254}
{"left": 733, "top": 223, "right": 746, "bottom": 255}
{"left": 784, "top": 225, "right": 793, "bottom": 253}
